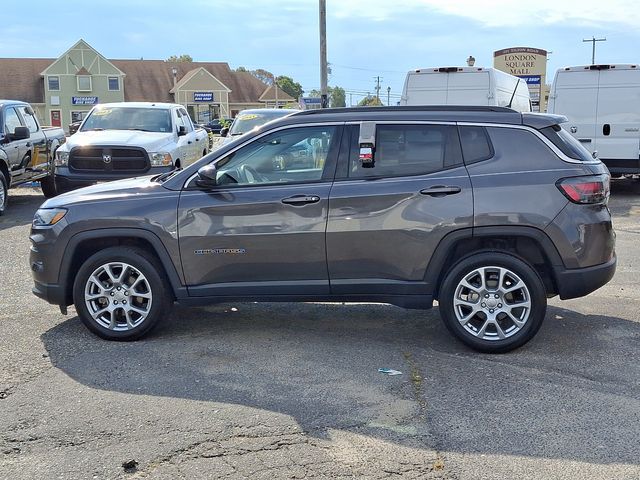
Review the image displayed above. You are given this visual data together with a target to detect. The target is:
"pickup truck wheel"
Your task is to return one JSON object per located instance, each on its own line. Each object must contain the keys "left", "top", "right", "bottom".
{"left": 73, "top": 247, "right": 171, "bottom": 341}
{"left": 0, "top": 172, "right": 7, "bottom": 216}
{"left": 439, "top": 252, "right": 546, "bottom": 353}
{"left": 40, "top": 175, "right": 57, "bottom": 198}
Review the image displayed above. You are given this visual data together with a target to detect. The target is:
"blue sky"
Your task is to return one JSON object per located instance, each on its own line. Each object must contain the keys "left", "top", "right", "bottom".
{"left": 2, "top": 0, "right": 639, "bottom": 105}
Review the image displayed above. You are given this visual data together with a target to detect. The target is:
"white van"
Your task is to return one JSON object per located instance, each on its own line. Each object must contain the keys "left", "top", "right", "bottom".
{"left": 548, "top": 64, "right": 640, "bottom": 175}
{"left": 400, "top": 67, "right": 531, "bottom": 112}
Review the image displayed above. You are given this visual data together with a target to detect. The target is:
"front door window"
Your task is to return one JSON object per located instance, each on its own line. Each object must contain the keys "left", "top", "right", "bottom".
{"left": 214, "top": 126, "right": 337, "bottom": 187}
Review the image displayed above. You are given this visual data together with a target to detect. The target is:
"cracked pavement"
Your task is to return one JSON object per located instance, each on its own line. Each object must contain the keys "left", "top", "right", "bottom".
{"left": 1, "top": 182, "right": 639, "bottom": 479}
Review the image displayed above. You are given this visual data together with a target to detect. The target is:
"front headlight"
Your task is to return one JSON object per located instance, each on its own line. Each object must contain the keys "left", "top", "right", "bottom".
{"left": 55, "top": 151, "right": 69, "bottom": 166}
{"left": 33, "top": 208, "right": 67, "bottom": 227}
{"left": 150, "top": 152, "right": 173, "bottom": 167}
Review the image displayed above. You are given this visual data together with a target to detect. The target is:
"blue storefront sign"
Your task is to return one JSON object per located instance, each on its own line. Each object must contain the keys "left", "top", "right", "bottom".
{"left": 519, "top": 75, "right": 541, "bottom": 85}
{"left": 72, "top": 96, "right": 99, "bottom": 105}
{"left": 193, "top": 92, "right": 214, "bottom": 102}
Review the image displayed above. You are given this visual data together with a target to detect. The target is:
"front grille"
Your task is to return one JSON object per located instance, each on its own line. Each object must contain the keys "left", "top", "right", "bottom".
{"left": 69, "top": 147, "right": 149, "bottom": 173}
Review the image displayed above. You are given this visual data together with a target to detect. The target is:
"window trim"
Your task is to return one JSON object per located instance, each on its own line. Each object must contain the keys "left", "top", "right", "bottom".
{"left": 77, "top": 75, "right": 92, "bottom": 92}
{"left": 456, "top": 122, "right": 600, "bottom": 165}
{"left": 184, "top": 123, "right": 344, "bottom": 190}
{"left": 48, "top": 76, "right": 60, "bottom": 91}
{"left": 107, "top": 76, "right": 120, "bottom": 91}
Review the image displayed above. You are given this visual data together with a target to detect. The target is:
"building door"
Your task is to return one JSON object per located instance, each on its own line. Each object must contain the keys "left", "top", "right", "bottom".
{"left": 50, "top": 110, "right": 61, "bottom": 127}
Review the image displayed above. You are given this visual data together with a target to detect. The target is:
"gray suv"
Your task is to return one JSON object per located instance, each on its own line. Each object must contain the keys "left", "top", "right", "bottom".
{"left": 30, "top": 106, "right": 616, "bottom": 353}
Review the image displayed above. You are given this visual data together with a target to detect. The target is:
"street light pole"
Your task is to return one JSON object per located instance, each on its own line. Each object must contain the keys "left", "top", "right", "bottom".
{"left": 387, "top": 86, "right": 391, "bottom": 106}
{"left": 319, "top": 0, "right": 328, "bottom": 108}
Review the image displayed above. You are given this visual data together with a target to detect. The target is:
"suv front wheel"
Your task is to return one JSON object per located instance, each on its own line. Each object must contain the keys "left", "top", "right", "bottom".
{"left": 73, "top": 247, "right": 171, "bottom": 340}
{"left": 439, "top": 252, "right": 547, "bottom": 353}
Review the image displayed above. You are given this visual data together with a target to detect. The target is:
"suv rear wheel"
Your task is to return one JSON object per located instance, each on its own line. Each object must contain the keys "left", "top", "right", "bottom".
{"left": 73, "top": 247, "right": 171, "bottom": 340}
{"left": 439, "top": 252, "right": 547, "bottom": 353}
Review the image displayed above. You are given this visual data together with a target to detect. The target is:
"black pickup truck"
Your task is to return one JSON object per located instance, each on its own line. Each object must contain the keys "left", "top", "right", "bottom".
{"left": 0, "top": 100, "right": 66, "bottom": 214}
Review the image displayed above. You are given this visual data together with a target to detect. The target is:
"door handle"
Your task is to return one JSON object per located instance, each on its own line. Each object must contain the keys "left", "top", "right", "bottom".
{"left": 281, "top": 194, "right": 321, "bottom": 205}
{"left": 196, "top": 138, "right": 200, "bottom": 141}
{"left": 188, "top": 141, "right": 192, "bottom": 144}
{"left": 420, "top": 186, "right": 462, "bottom": 196}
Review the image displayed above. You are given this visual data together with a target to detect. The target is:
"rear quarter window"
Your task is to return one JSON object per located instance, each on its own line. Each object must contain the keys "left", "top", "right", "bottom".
{"left": 458, "top": 126, "right": 493, "bottom": 164}
{"left": 541, "top": 125, "right": 594, "bottom": 162}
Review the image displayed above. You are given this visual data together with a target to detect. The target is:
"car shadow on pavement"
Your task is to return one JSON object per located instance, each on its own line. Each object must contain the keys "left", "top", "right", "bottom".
{"left": 0, "top": 188, "right": 43, "bottom": 232}
{"left": 40, "top": 302, "right": 640, "bottom": 466}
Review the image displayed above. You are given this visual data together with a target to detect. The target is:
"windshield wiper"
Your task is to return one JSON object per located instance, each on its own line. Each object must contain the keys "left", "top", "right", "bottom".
{"left": 153, "top": 171, "right": 176, "bottom": 182}
{"left": 127, "top": 128, "right": 152, "bottom": 132}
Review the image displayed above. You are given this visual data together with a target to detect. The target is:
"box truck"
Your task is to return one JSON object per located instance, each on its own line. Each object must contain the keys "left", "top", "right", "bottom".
{"left": 547, "top": 64, "right": 640, "bottom": 176}
{"left": 400, "top": 67, "right": 531, "bottom": 112}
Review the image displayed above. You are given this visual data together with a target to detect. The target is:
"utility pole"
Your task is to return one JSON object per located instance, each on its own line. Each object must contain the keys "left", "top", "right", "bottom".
{"left": 583, "top": 36, "right": 606, "bottom": 64}
{"left": 374, "top": 76, "right": 382, "bottom": 102}
{"left": 273, "top": 73, "right": 278, "bottom": 108}
{"left": 386, "top": 86, "right": 391, "bottom": 106}
{"left": 319, "top": 0, "right": 328, "bottom": 108}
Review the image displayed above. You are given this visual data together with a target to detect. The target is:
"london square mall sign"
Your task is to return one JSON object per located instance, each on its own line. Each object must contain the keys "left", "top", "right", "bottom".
{"left": 494, "top": 47, "right": 548, "bottom": 112}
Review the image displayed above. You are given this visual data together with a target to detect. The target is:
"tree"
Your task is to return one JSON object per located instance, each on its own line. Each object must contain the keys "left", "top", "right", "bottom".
{"left": 307, "top": 87, "right": 345, "bottom": 107}
{"left": 251, "top": 69, "right": 275, "bottom": 85}
{"left": 235, "top": 66, "right": 248, "bottom": 72}
{"left": 276, "top": 75, "right": 303, "bottom": 100}
{"left": 358, "top": 95, "right": 383, "bottom": 107}
{"left": 329, "top": 86, "right": 346, "bottom": 107}
{"left": 166, "top": 54, "right": 193, "bottom": 63}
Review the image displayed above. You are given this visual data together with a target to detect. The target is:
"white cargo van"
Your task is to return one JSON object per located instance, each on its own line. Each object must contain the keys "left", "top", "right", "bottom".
{"left": 400, "top": 67, "right": 531, "bottom": 112}
{"left": 548, "top": 64, "right": 640, "bottom": 175}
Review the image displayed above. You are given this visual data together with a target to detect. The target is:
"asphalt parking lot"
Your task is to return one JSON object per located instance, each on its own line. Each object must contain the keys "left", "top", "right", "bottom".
{"left": 1, "top": 181, "right": 639, "bottom": 479}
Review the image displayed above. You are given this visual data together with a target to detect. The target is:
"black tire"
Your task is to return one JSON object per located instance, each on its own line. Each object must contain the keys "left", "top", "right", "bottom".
{"left": 40, "top": 175, "right": 57, "bottom": 198}
{"left": 438, "top": 251, "right": 547, "bottom": 353}
{"left": 0, "top": 171, "right": 7, "bottom": 216}
{"left": 73, "top": 247, "right": 172, "bottom": 341}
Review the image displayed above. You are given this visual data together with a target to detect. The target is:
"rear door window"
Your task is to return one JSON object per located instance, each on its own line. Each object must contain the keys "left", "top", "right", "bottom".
{"left": 349, "top": 124, "right": 462, "bottom": 178}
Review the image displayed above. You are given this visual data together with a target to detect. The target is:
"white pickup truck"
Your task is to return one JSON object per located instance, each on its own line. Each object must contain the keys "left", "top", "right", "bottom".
{"left": 53, "top": 102, "right": 208, "bottom": 193}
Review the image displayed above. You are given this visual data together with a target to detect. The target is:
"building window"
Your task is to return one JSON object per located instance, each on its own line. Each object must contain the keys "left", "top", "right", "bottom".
{"left": 48, "top": 76, "right": 60, "bottom": 91}
{"left": 108, "top": 77, "right": 120, "bottom": 91}
{"left": 77, "top": 76, "right": 92, "bottom": 92}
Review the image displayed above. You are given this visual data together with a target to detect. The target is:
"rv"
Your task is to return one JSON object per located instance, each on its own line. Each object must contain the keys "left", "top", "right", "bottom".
{"left": 548, "top": 64, "right": 640, "bottom": 176}
{"left": 400, "top": 67, "right": 531, "bottom": 112}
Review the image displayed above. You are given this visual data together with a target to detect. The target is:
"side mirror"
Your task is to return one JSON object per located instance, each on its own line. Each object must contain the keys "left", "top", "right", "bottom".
{"left": 177, "top": 126, "right": 187, "bottom": 137}
{"left": 12, "top": 126, "right": 30, "bottom": 141}
{"left": 196, "top": 164, "right": 218, "bottom": 188}
{"left": 220, "top": 127, "right": 229, "bottom": 137}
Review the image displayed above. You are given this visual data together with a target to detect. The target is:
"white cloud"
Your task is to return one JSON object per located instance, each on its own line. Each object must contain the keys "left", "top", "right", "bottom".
{"left": 329, "top": 0, "right": 640, "bottom": 28}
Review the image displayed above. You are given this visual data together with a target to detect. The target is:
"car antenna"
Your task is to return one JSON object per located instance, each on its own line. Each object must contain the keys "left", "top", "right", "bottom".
{"left": 507, "top": 78, "right": 522, "bottom": 109}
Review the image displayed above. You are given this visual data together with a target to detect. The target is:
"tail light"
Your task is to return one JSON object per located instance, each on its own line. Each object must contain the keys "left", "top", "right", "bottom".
{"left": 556, "top": 174, "right": 610, "bottom": 204}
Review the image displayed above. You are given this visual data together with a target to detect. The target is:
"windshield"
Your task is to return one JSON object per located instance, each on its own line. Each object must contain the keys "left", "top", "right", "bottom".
{"left": 81, "top": 107, "right": 172, "bottom": 133}
{"left": 229, "top": 111, "right": 293, "bottom": 136}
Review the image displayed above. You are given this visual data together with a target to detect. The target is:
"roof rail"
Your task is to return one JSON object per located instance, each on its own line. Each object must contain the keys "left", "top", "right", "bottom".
{"left": 294, "top": 105, "right": 517, "bottom": 116}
